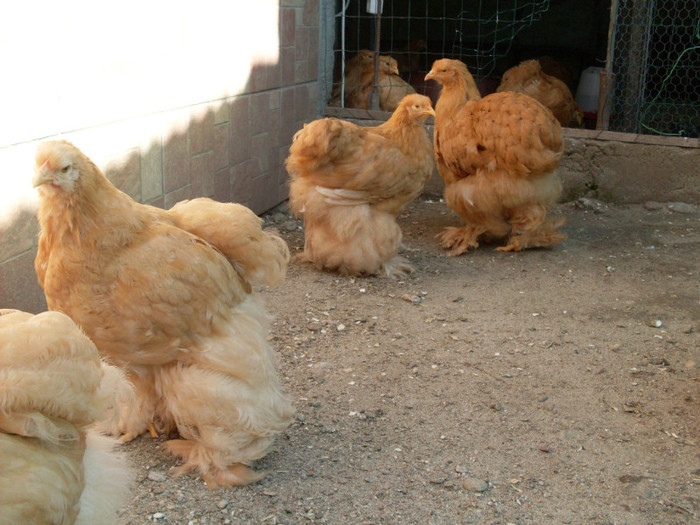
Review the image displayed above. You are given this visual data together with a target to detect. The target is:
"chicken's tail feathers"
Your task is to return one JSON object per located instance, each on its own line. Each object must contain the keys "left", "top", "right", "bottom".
{"left": 168, "top": 198, "right": 291, "bottom": 288}
{"left": 240, "top": 228, "right": 291, "bottom": 288}
{"left": 286, "top": 118, "right": 359, "bottom": 174}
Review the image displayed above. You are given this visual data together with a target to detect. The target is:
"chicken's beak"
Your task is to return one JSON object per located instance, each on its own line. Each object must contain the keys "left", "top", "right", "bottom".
{"left": 32, "top": 161, "right": 53, "bottom": 188}
{"left": 424, "top": 70, "right": 435, "bottom": 81}
{"left": 424, "top": 107, "right": 436, "bottom": 117}
{"left": 390, "top": 65, "right": 399, "bottom": 75}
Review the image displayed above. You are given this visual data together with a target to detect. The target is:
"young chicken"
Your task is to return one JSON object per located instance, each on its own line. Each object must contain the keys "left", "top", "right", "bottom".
{"left": 497, "top": 59, "right": 583, "bottom": 127}
{"left": 0, "top": 309, "right": 131, "bottom": 525}
{"left": 32, "top": 140, "right": 294, "bottom": 488}
{"left": 425, "top": 59, "right": 566, "bottom": 255}
{"left": 286, "top": 94, "right": 435, "bottom": 277}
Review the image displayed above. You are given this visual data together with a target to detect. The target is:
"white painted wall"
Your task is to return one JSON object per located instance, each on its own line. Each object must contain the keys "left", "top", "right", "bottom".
{"left": 0, "top": 0, "right": 280, "bottom": 224}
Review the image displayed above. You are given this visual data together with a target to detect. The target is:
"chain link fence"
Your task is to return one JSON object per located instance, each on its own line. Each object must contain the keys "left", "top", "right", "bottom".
{"left": 609, "top": 0, "right": 699, "bottom": 137}
{"left": 328, "top": 0, "right": 699, "bottom": 138}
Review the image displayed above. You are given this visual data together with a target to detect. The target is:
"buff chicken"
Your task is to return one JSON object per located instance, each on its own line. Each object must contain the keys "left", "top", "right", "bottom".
{"left": 425, "top": 58, "right": 566, "bottom": 255}
{"left": 0, "top": 309, "right": 132, "bottom": 525}
{"left": 347, "top": 54, "right": 417, "bottom": 112}
{"left": 286, "top": 94, "right": 435, "bottom": 277}
{"left": 32, "top": 140, "right": 294, "bottom": 488}
{"left": 497, "top": 59, "right": 583, "bottom": 127}
{"left": 329, "top": 50, "right": 416, "bottom": 112}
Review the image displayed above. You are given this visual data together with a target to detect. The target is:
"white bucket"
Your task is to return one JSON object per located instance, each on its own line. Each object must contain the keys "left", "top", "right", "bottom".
{"left": 575, "top": 66, "right": 602, "bottom": 114}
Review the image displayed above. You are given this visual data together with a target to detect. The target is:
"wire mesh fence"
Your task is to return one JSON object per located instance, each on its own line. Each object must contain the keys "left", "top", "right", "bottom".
{"left": 609, "top": 0, "right": 699, "bottom": 137}
{"left": 328, "top": 0, "right": 699, "bottom": 138}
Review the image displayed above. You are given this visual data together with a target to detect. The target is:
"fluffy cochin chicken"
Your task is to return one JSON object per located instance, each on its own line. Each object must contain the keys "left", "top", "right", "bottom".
{"left": 329, "top": 51, "right": 417, "bottom": 112}
{"left": 0, "top": 309, "right": 131, "bottom": 525}
{"left": 348, "top": 54, "right": 417, "bottom": 112}
{"left": 425, "top": 59, "right": 566, "bottom": 255}
{"left": 33, "top": 140, "right": 294, "bottom": 488}
{"left": 497, "top": 59, "right": 583, "bottom": 127}
{"left": 286, "top": 94, "right": 435, "bottom": 277}
{"left": 329, "top": 49, "right": 375, "bottom": 107}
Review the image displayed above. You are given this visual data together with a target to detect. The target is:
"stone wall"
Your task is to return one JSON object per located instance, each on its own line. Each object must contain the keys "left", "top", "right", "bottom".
{"left": 0, "top": 0, "right": 321, "bottom": 314}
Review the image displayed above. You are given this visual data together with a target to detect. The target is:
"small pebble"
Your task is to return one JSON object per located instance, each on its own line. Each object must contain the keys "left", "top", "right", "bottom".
{"left": 461, "top": 478, "right": 489, "bottom": 492}
{"left": 281, "top": 220, "right": 298, "bottom": 232}
{"left": 667, "top": 202, "right": 698, "bottom": 214}
{"left": 152, "top": 513, "right": 166, "bottom": 520}
{"left": 577, "top": 197, "right": 608, "bottom": 213}
{"left": 147, "top": 470, "right": 167, "bottom": 482}
{"left": 401, "top": 293, "right": 422, "bottom": 304}
{"left": 648, "top": 319, "right": 663, "bottom": 328}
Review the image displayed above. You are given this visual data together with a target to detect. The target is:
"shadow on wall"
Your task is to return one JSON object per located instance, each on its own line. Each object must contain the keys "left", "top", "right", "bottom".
{"left": 0, "top": 61, "right": 317, "bottom": 314}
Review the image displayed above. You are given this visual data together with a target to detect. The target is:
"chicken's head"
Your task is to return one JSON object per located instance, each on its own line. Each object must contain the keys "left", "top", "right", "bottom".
{"left": 425, "top": 59, "right": 481, "bottom": 101}
{"left": 32, "top": 140, "right": 88, "bottom": 194}
{"left": 398, "top": 94, "right": 435, "bottom": 123}
{"left": 425, "top": 59, "right": 472, "bottom": 86}
{"left": 378, "top": 55, "right": 399, "bottom": 76}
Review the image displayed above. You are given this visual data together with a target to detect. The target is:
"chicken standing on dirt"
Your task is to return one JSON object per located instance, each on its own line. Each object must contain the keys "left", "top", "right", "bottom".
{"left": 497, "top": 59, "right": 583, "bottom": 127}
{"left": 286, "top": 94, "right": 436, "bottom": 277}
{"left": 425, "top": 59, "right": 566, "bottom": 255}
{"left": 32, "top": 140, "right": 294, "bottom": 488}
{"left": 0, "top": 309, "right": 132, "bottom": 525}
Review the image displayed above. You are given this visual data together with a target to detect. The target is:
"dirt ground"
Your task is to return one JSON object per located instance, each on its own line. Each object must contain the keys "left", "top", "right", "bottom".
{"left": 119, "top": 197, "right": 699, "bottom": 525}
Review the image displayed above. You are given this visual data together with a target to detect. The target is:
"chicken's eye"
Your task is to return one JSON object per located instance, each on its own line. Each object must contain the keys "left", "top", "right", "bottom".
{"left": 61, "top": 165, "right": 70, "bottom": 173}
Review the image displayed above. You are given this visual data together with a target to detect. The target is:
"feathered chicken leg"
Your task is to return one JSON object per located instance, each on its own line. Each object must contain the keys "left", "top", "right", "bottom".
{"left": 498, "top": 205, "right": 566, "bottom": 252}
{"left": 437, "top": 225, "right": 489, "bottom": 256}
{"left": 381, "top": 255, "right": 415, "bottom": 278}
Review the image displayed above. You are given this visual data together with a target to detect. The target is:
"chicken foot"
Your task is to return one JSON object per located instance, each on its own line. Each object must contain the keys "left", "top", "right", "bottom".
{"left": 498, "top": 210, "right": 566, "bottom": 252}
{"left": 117, "top": 422, "right": 159, "bottom": 443}
{"left": 437, "top": 225, "right": 488, "bottom": 256}
{"left": 381, "top": 256, "right": 415, "bottom": 278}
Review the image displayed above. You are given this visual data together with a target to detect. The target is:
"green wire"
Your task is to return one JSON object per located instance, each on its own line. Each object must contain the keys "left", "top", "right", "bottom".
{"left": 640, "top": 17, "right": 700, "bottom": 136}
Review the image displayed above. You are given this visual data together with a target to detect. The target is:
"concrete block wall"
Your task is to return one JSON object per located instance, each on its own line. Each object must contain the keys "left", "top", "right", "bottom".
{"left": 0, "top": 0, "right": 321, "bottom": 314}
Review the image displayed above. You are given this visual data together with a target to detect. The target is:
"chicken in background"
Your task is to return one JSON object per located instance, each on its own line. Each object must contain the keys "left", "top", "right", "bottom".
{"left": 32, "top": 140, "right": 294, "bottom": 488}
{"left": 286, "top": 94, "right": 435, "bottom": 277}
{"left": 343, "top": 53, "right": 417, "bottom": 112}
{"left": 425, "top": 59, "right": 566, "bottom": 255}
{"left": 537, "top": 55, "right": 578, "bottom": 93}
{"left": 0, "top": 309, "right": 132, "bottom": 525}
{"left": 497, "top": 59, "right": 583, "bottom": 127}
{"left": 328, "top": 49, "right": 375, "bottom": 107}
